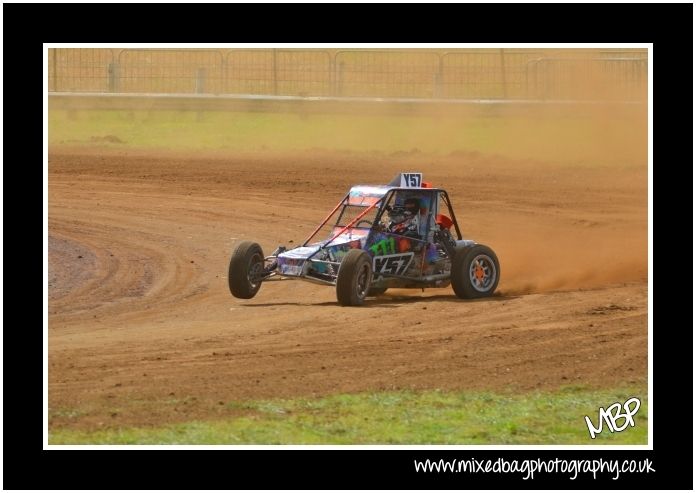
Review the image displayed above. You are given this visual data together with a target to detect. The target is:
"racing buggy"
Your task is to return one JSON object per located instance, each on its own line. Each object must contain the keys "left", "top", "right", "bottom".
{"left": 228, "top": 172, "right": 499, "bottom": 306}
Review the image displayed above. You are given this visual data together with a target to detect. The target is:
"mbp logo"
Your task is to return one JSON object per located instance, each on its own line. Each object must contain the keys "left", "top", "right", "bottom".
{"left": 584, "top": 397, "right": 641, "bottom": 439}
{"left": 374, "top": 253, "right": 414, "bottom": 277}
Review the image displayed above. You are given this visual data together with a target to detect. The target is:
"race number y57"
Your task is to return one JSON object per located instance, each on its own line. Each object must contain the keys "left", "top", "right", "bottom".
{"left": 400, "top": 173, "right": 422, "bottom": 188}
{"left": 373, "top": 253, "right": 414, "bottom": 276}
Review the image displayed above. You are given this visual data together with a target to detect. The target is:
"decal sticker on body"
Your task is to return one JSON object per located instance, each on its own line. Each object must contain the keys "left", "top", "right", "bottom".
{"left": 373, "top": 252, "right": 415, "bottom": 277}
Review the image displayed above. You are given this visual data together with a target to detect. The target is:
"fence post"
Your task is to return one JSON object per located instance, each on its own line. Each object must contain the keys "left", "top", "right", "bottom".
{"left": 52, "top": 48, "right": 58, "bottom": 91}
{"left": 336, "top": 60, "right": 344, "bottom": 96}
{"left": 195, "top": 68, "right": 206, "bottom": 93}
{"left": 328, "top": 51, "right": 334, "bottom": 97}
{"left": 434, "top": 54, "right": 444, "bottom": 98}
{"left": 525, "top": 58, "right": 539, "bottom": 100}
{"left": 499, "top": 48, "right": 507, "bottom": 99}
{"left": 221, "top": 51, "right": 228, "bottom": 94}
{"left": 332, "top": 52, "right": 340, "bottom": 96}
{"left": 108, "top": 62, "right": 120, "bottom": 93}
{"left": 272, "top": 48, "right": 278, "bottom": 95}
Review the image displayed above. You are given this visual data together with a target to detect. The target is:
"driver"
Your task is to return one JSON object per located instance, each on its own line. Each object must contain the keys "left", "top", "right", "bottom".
{"left": 386, "top": 197, "right": 421, "bottom": 239}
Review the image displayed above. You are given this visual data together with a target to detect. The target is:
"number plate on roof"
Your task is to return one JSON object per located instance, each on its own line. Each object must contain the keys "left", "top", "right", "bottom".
{"left": 400, "top": 173, "right": 422, "bottom": 188}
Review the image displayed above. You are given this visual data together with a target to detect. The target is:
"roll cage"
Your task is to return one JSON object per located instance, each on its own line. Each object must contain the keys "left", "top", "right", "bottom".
{"left": 302, "top": 186, "right": 463, "bottom": 249}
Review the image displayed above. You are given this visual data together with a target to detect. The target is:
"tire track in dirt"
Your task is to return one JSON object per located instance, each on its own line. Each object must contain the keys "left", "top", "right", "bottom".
{"left": 48, "top": 149, "right": 647, "bottom": 431}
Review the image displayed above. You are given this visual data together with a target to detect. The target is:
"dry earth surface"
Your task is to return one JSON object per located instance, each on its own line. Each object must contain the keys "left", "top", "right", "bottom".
{"left": 48, "top": 147, "right": 648, "bottom": 430}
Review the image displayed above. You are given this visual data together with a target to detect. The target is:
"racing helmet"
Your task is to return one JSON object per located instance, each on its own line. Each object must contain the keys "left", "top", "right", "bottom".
{"left": 387, "top": 205, "right": 411, "bottom": 225}
{"left": 404, "top": 197, "right": 420, "bottom": 215}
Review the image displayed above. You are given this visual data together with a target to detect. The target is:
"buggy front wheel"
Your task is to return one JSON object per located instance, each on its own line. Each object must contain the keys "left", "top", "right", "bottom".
{"left": 228, "top": 241, "right": 265, "bottom": 299}
{"left": 336, "top": 250, "right": 373, "bottom": 306}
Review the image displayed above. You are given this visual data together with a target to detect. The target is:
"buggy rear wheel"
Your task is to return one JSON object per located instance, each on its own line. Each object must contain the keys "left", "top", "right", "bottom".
{"left": 336, "top": 250, "right": 373, "bottom": 306}
{"left": 451, "top": 244, "right": 500, "bottom": 299}
{"left": 228, "top": 241, "right": 265, "bottom": 299}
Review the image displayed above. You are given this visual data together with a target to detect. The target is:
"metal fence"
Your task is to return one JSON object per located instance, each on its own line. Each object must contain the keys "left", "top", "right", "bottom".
{"left": 525, "top": 56, "right": 648, "bottom": 101}
{"left": 48, "top": 48, "right": 648, "bottom": 101}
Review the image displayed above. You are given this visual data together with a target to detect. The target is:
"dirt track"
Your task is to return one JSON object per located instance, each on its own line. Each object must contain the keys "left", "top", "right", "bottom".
{"left": 48, "top": 148, "right": 648, "bottom": 430}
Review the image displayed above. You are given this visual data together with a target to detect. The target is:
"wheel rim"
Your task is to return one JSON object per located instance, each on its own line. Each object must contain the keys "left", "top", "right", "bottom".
{"left": 469, "top": 254, "right": 496, "bottom": 292}
{"left": 247, "top": 253, "right": 264, "bottom": 288}
{"left": 356, "top": 263, "right": 369, "bottom": 298}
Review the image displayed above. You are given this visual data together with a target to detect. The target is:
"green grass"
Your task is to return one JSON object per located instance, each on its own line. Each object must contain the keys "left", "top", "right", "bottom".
{"left": 48, "top": 108, "right": 646, "bottom": 166}
{"left": 49, "top": 386, "right": 648, "bottom": 445}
